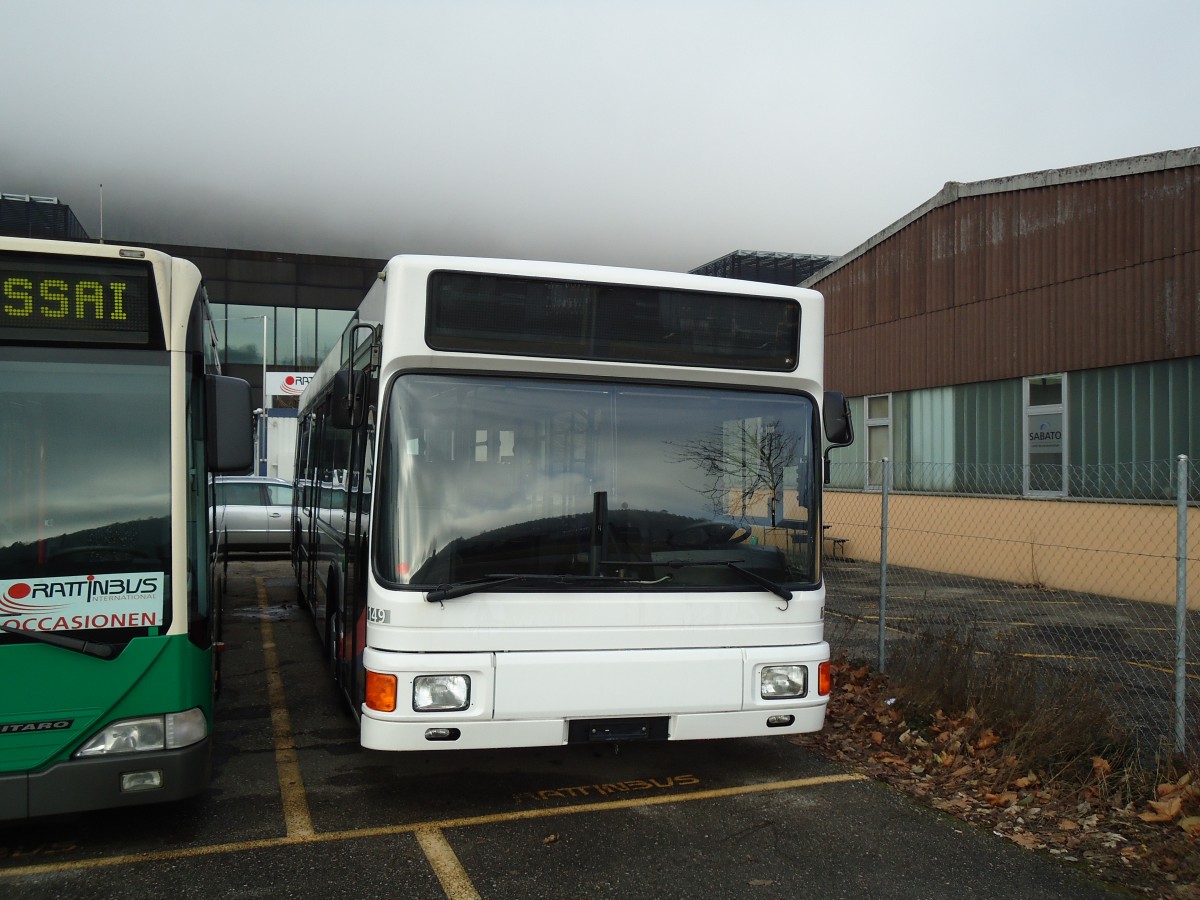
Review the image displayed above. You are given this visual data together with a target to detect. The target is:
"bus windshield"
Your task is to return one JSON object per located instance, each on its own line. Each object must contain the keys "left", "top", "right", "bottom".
{"left": 0, "top": 351, "right": 172, "bottom": 638}
{"left": 374, "top": 374, "right": 820, "bottom": 591}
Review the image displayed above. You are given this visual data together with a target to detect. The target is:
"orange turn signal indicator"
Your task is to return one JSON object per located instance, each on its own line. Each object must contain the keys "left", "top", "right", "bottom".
{"left": 365, "top": 670, "right": 398, "bottom": 712}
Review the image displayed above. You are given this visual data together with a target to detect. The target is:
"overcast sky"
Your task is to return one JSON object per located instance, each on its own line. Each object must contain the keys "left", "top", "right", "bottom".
{"left": 3, "top": 0, "right": 1197, "bottom": 271}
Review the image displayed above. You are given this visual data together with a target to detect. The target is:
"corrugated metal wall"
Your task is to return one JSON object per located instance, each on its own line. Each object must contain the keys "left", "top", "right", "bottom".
{"left": 816, "top": 162, "right": 1200, "bottom": 397}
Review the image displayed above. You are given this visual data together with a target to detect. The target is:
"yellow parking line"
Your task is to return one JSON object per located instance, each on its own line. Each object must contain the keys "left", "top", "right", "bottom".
{"left": 1124, "top": 660, "right": 1200, "bottom": 681}
{"left": 416, "top": 828, "right": 482, "bottom": 900}
{"left": 257, "top": 576, "right": 314, "bottom": 838}
{"left": 0, "top": 772, "right": 867, "bottom": 879}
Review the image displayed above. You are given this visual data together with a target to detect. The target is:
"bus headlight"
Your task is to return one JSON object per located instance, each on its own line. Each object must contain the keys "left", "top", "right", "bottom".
{"left": 760, "top": 665, "right": 807, "bottom": 700}
{"left": 165, "top": 707, "right": 209, "bottom": 748}
{"left": 413, "top": 674, "right": 470, "bottom": 712}
{"left": 74, "top": 708, "right": 208, "bottom": 757}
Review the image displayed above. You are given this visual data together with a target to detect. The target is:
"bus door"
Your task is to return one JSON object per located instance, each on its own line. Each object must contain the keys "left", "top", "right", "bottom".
{"left": 294, "top": 413, "right": 322, "bottom": 621}
{"left": 292, "top": 414, "right": 312, "bottom": 577}
{"left": 332, "top": 400, "right": 373, "bottom": 707}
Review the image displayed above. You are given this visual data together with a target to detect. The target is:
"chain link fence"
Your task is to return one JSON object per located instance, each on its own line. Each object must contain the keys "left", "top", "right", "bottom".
{"left": 823, "top": 456, "right": 1199, "bottom": 754}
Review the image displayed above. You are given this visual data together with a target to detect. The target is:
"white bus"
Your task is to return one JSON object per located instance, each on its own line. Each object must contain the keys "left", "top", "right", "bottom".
{"left": 292, "top": 255, "right": 852, "bottom": 751}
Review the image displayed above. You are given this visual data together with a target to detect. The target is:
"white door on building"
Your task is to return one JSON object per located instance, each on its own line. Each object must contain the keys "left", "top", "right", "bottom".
{"left": 266, "top": 416, "right": 298, "bottom": 481}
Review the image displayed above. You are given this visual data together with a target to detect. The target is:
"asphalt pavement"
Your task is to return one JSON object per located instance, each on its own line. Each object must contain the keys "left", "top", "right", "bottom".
{"left": 0, "top": 559, "right": 1122, "bottom": 899}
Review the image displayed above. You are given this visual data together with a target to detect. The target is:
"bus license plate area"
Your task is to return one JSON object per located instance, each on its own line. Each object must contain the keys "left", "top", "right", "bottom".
{"left": 567, "top": 717, "right": 670, "bottom": 744}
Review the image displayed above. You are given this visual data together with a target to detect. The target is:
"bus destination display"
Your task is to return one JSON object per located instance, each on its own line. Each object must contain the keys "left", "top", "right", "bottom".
{"left": 1, "top": 255, "right": 154, "bottom": 344}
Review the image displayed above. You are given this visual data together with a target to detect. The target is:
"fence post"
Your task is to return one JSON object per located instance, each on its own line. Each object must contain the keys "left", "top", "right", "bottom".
{"left": 1175, "top": 454, "right": 1189, "bottom": 754}
{"left": 879, "top": 457, "right": 891, "bottom": 674}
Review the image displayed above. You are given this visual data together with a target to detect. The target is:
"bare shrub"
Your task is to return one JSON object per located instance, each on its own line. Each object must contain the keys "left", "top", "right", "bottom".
{"left": 887, "top": 624, "right": 1130, "bottom": 787}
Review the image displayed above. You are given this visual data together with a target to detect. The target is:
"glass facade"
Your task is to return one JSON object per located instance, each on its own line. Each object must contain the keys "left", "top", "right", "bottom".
{"left": 828, "top": 357, "right": 1199, "bottom": 501}
{"left": 210, "top": 303, "right": 353, "bottom": 369}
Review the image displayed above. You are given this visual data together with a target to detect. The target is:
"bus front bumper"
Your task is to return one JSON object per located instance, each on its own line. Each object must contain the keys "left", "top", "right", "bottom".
{"left": 360, "top": 643, "right": 831, "bottom": 752}
{"left": 0, "top": 738, "right": 211, "bottom": 821}
{"left": 361, "top": 704, "right": 828, "bottom": 751}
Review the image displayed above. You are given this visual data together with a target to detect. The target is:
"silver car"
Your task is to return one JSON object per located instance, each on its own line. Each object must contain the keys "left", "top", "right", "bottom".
{"left": 213, "top": 476, "right": 294, "bottom": 552}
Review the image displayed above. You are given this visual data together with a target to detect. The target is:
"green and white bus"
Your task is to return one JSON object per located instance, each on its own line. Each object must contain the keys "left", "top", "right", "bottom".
{"left": 0, "top": 236, "right": 251, "bottom": 820}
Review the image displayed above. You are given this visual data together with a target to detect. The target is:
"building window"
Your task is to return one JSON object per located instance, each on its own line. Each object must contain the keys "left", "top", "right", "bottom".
{"left": 216, "top": 305, "right": 273, "bottom": 366}
{"left": 1071, "top": 357, "right": 1200, "bottom": 500}
{"left": 273, "top": 306, "right": 297, "bottom": 366}
{"left": 1025, "top": 374, "right": 1066, "bottom": 496}
{"left": 317, "top": 309, "right": 355, "bottom": 364}
{"left": 866, "top": 393, "right": 891, "bottom": 489}
{"left": 902, "top": 387, "right": 956, "bottom": 492}
{"left": 213, "top": 305, "right": 355, "bottom": 369}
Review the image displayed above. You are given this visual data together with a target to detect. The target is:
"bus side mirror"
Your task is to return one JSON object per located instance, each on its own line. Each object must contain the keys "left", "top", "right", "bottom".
{"left": 822, "top": 391, "right": 854, "bottom": 484}
{"left": 823, "top": 391, "right": 854, "bottom": 448}
{"left": 207, "top": 374, "right": 254, "bottom": 474}
{"left": 330, "top": 368, "right": 367, "bottom": 429}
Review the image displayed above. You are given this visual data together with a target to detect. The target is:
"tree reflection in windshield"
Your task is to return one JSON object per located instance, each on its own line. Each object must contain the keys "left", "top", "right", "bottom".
{"left": 668, "top": 419, "right": 798, "bottom": 526}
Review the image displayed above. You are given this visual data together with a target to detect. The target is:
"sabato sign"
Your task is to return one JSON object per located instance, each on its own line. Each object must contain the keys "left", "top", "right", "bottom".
{"left": 0, "top": 572, "right": 164, "bottom": 633}
{"left": 264, "top": 372, "right": 315, "bottom": 406}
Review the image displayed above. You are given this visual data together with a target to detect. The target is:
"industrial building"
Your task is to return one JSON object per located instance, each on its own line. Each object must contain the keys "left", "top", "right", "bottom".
{"left": 690, "top": 249, "right": 838, "bottom": 286}
{"left": 0, "top": 193, "right": 89, "bottom": 241}
{"left": 803, "top": 146, "right": 1198, "bottom": 503}
{"left": 777, "top": 146, "right": 1199, "bottom": 606}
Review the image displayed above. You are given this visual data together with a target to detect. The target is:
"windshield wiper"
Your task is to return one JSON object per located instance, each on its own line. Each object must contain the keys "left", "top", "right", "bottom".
{"left": 632, "top": 558, "right": 794, "bottom": 605}
{"left": 0, "top": 623, "right": 118, "bottom": 660}
{"left": 425, "top": 572, "right": 668, "bottom": 603}
{"left": 718, "top": 561, "right": 793, "bottom": 604}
